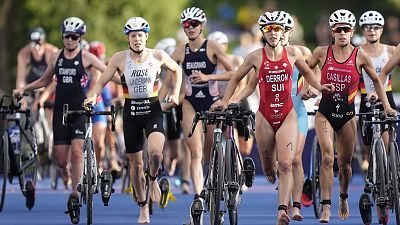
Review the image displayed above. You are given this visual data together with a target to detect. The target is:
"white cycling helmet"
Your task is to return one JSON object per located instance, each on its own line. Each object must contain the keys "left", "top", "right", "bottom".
{"left": 62, "top": 17, "right": 86, "bottom": 35}
{"left": 359, "top": 10, "right": 384, "bottom": 27}
{"left": 180, "top": 7, "right": 207, "bottom": 24}
{"left": 207, "top": 31, "right": 229, "bottom": 45}
{"left": 258, "top": 11, "right": 286, "bottom": 30}
{"left": 124, "top": 17, "right": 150, "bottom": 35}
{"left": 155, "top": 37, "right": 176, "bottom": 55}
{"left": 329, "top": 9, "right": 356, "bottom": 28}
{"left": 281, "top": 11, "right": 294, "bottom": 30}
{"left": 28, "top": 26, "right": 46, "bottom": 42}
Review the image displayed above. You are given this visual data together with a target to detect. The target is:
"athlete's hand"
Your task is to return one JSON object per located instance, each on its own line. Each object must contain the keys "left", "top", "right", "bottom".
{"left": 189, "top": 70, "right": 209, "bottom": 83}
{"left": 319, "top": 83, "right": 334, "bottom": 93}
{"left": 384, "top": 107, "right": 397, "bottom": 118}
{"left": 211, "top": 99, "right": 228, "bottom": 111}
{"left": 12, "top": 88, "right": 24, "bottom": 99}
{"left": 83, "top": 96, "right": 97, "bottom": 110}
{"left": 366, "top": 92, "right": 378, "bottom": 102}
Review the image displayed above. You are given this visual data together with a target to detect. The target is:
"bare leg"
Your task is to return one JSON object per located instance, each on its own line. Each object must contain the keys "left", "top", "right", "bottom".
{"left": 336, "top": 119, "right": 356, "bottom": 220}
{"left": 181, "top": 100, "right": 203, "bottom": 195}
{"left": 127, "top": 152, "right": 149, "bottom": 223}
{"left": 147, "top": 132, "right": 165, "bottom": 203}
{"left": 255, "top": 112, "right": 277, "bottom": 184}
{"left": 292, "top": 133, "right": 306, "bottom": 221}
{"left": 315, "top": 113, "right": 335, "bottom": 223}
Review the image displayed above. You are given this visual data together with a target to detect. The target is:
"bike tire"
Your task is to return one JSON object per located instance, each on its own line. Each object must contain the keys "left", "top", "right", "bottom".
{"left": 389, "top": 141, "right": 400, "bottom": 225}
{"left": 311, "top": 136, "right": 322, "bottom": 219}
{"left": 18, "top": 125, "right": 37, "bottom": 211}
{"left": 209, "top": 144, "right": 224, "bottom": 225}
{"left": 86, "top": 139, "right": 94, "bottom": 225}
{"left": 376, "top": 139, "right": 388, "bottom": 224}
{"left": 226, "top": 140, "right": 238, "bottom": 225}
{"left": 0, "top": 132, "right": 9, "bottom": 212}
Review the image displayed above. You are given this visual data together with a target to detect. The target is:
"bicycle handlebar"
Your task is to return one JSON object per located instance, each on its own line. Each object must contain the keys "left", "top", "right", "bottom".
{"left": 188, "top": 103, "right": 255, "bottom": 141}
{"left": 62, "top": 104, "right": 116, "bottom": 131}
{"left": 364, "top": 116, "right": 400, "bottom": 125}
{"left": 1, "top": 93, "right": 32, "bottom": 130}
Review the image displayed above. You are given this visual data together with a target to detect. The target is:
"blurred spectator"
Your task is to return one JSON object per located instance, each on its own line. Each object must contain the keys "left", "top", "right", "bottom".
{"left": 233, "top": 31, "right": 255, "bottom": 59}
{"left": 381, "top": 15, "right": 400, "bottom": 45}
{"left": 314, "top": 15, "right": 332, "bottom": 46}
{"left": 290, "top": 15, "right": 305, "bottom": 45}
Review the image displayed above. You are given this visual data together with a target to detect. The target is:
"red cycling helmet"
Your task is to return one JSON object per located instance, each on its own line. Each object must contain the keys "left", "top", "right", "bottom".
{"left": 89, "top": 41, "right": 106, "bottom": 59}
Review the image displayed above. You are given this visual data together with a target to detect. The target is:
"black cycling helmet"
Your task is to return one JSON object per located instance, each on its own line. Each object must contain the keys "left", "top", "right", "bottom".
{"left": 28, "top": 26, "right": 46, "bottom": 43}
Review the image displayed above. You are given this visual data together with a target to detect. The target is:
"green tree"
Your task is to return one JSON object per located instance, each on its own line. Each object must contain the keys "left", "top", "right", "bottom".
{"left": 0, "top": 0, "right": 188, "bottom": 93}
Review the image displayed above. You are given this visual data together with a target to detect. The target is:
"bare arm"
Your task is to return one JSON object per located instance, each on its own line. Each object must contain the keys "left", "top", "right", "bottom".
{"left": 86, "top": 52, "right": 120, "bottom": 101}
{"left": 222, "top": 52, "right": 256, "bottom": 103}
{"left": 16, "top": 46, "right": 30, "bottom": 89}
{"left": 190, "top": 41, "right": 234, "bottom": 82}
{"left": 380, "top": 43, "right": 400, "bottom": 85}
{"left": 294, "top": 47, "right": 328, "bottom": 92}
{"left": 16, "top": 51, "right": 59, "bottom": 94}
{"left": 38, "top": 80, "right": 56, "bottom": 107}
{"left": 230, "top": 70, "right": 258, "bottom": 103}
{"left": 159, "top": 50, "right": 182, "bottom": 104}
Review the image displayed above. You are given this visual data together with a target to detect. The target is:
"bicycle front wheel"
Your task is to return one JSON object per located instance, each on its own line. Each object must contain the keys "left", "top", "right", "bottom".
{"left": 225, "top": 140, "right": 238, "bottom": 225}
{"left": 375, "top": 139, "right": 388, "bottom": 223}
{"left": 209, "top": 144, "right": 224, "bottom": 225}
{"left": 311, "top": 136, "right": 322, "bottom": 219}
{"left": 85, "top": 139, "right": 94, "bottom": 225}
{"left": 0, "top": 132, "right": 9, "bottom": 212}
{"left": 18, "top": 125, "right": 38, "bottom": 211}
{"left": 19, "top": 126, "right": 38, "bottom": 189}
{"left": 389, "top": 141, "right": 400, "bottom": 225}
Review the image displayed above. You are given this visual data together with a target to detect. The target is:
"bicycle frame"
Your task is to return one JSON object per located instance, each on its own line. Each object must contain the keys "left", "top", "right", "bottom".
{"left": 364, "top": 109, "right": 388, "bottom": 209}
{"left": 0, "top": 94, "right": 37, "bottom": 212}
{"left": 189, "top": 105, "right": 255, "bottom": 225}
{"left": 63, "top": 104, "right": 115, "bottom": 225}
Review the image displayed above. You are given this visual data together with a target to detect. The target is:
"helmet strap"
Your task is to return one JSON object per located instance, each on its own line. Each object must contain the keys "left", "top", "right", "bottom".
{"left": 130, "top": 46, "right": 143, "bottom": 55}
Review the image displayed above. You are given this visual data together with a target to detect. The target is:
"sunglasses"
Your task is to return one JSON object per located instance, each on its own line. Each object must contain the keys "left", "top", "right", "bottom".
{"left": 182, "top": 20, "right": 201, "bottom": 28}
{"left": 262, "top": 25, "right": 283, "bottom": 33}
{"left": 332, "top": 27, "right": 352, "bottom": 33}
{"left": 63, "top": 34, "right": 80, "bottom": 41}
{"left": 363, "top": 25, "right": 382, "bottom": 32}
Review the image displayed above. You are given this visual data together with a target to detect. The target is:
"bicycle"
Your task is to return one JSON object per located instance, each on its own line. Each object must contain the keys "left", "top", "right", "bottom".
{"left": 0, "top": 94, "right": 38, "bottom": 212}
{"left": 360, "top": 111, "right": 400, "bottom": 225}
{"left": 357, "top": 97, "right": 390, "bottom": 225}
{"left": 188, "top": 103, "right": 256, "bottom": 225}
{"left": 62, "top": 104, "right": 116, "bottom": 225}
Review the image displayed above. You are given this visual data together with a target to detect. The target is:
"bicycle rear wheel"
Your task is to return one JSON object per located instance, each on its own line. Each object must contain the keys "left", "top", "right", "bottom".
{"left": 0, "top": 132, "right": 9, "bottom": 212}
{"left": 389, "top": 141, "right": 400, "bottom": 225}
{"left": 311, "top": 136, "right": 322, "bottom": 219}
{"left": 209, "top": 144, "right": 224, "bottom": 225}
